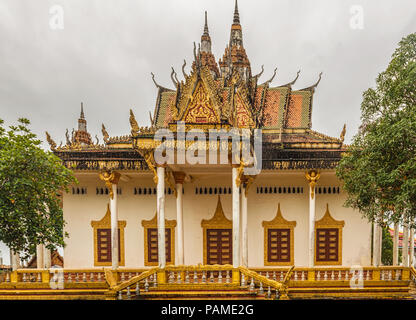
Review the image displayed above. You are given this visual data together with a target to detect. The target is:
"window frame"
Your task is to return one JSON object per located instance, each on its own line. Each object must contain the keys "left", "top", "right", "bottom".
{"left": 262, "top": 203, "right": 297, "bottom": 266}
{"left": 314, "top": 204, "right": 345, "bottom": 266}
{"left": 91, "top": 204, "right": 126, "bottom": 267}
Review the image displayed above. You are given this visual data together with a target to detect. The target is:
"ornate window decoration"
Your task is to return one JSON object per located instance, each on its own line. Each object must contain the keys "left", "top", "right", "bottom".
{"left": 262, "top": 203, "right": 297, "bottom": 266}
{"left": 141, "top": 213, "right": 176, "bottom": 266}
{"left": 201, "top": 196, "right": 233, "bottom": 265}
{"left": 91, "top": 204, "right": 126, "bottom": 266}
{"left": 314, "top": 204, "right": 345, "bottom": 265}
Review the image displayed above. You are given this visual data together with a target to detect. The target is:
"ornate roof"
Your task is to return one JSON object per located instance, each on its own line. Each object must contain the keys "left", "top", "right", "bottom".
{"left": 47, "top": 2, "right": 347, "bottom": 172}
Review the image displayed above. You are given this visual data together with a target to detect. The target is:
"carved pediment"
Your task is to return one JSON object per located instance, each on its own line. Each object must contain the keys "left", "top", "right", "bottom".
{"left": 201, "top": 196, "right": 232, "bottom": 228}
{"left": 176, "top": 66, "right": 226, "bottom": 124}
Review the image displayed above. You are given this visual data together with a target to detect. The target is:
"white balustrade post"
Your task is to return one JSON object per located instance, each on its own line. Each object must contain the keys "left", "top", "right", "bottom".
{"left": 393, "top": 223, "right": 399, "bottom": 266}
{"left": 232, "top": 166, "right": 240, "bottom": 268}
{"left": 157, "top": 166, "right": 166, "bottom": 268}
{"left": 36, "top": 244, "right": 44, "bottom": 269}
{"left": 173, "top": 172, "right": 185, "bottom": 266}
{"left": 241, "top": 183, "right": 248, "bottom": 267}
{"left": 306, "top": 171, "right": 320, "bottom": 267}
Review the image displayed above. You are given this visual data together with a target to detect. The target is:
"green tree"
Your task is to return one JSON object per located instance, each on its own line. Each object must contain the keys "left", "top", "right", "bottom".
{"left": 0, "top": 118, "right": 76, "bottom": 258}
{"left": 336, "top": 33, "right": 416, "bottom": 227}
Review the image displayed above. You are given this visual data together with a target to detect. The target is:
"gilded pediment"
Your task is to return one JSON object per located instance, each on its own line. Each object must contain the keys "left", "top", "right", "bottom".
{"left": 175, "top": 66, "right": 228, "bottom": 124}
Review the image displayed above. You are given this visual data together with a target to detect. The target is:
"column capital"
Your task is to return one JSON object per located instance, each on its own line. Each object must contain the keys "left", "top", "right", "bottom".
{"left": 305, "top": 170, "right": 320, "bottom": 199}
{"left": 172, "top": 171, "right": 186, "bottom": 184}
{"left": 99, "top": 170, "right": 121, "bottom": 199}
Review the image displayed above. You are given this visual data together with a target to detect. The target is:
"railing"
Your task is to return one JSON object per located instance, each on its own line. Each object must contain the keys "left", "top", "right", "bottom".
{"left": 250, "top": 266, "right": 410, "bottom": 282}
{"left": 109, "top": 264, "right": 293, "bottom": 300}
{"left": 410, "top": 266, "right": 416, "bottom": 283}
{"left": 0, "top": 268, "right": 148, "bottom": 285}
{"left": 239, "top": 266, "right": 294, "bottom": 300}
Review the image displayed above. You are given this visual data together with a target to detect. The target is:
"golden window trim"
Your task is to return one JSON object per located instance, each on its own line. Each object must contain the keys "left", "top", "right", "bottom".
{"left": 91, "top": 204, "right": 126, "bottom": 267}
{"left": 141, "top": 213, "right": 177, "bottom": 266}
{"left": 314, "top": 203, "right": 345, "bottom": 266}
{"left": 262, "top": 203, "right": 297, "bottom": 266}
{"left": 201, "top": 195, "right": 232, "bottom": 265}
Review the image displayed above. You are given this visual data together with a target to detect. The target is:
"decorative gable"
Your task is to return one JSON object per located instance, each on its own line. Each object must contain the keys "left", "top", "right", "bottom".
{"left": 183, "top": 81, "right": 221, "bottom": 124}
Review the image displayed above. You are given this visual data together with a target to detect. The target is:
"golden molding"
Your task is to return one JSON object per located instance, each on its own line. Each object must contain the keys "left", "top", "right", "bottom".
{"left": 141, "top": 213, "right": 177, "bottom": 267}
{"left": 201, "top": 196, "right": 232, "bottom": 265}
{"left": 262, "top": 203, "right": 296, "bottom": 266}
{"left": 314, "top": 204, "right": 345, "bottom": 266}
{"left": 91, "top": 204, "right": 126, "bottom": 267}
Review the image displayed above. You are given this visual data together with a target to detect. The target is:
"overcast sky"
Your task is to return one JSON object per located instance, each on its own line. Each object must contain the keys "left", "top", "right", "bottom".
{"left": 0, "top": 0, "right": 415, "bottom": 263}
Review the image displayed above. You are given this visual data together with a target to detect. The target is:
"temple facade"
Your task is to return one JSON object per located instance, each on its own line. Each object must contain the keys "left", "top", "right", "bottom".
{"left": 45, "top": 2, "right": 374, "bottom": 271}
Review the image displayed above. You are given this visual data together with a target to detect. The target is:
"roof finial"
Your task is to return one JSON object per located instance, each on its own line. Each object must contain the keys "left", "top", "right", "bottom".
{"left": 204, "top": 11, "right": 209, "bottom": 36}
{"left": 80, "top": 102, "right": 85, "bottom": 119}
{"left": 233, "top": 0, "right": 240, "bottom": 24}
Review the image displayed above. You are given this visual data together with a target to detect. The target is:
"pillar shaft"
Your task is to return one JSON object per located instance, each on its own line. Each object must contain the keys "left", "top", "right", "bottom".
{"left": 43, "top": 246, "right": 51, "bottom": 269}
{"left": 10, "top": 251, "right": 20, "bottom": 271}
{"left": 373, "top": 223, "right": 382, "bottom": 267}
{"left": 110, "top": 184, "right": 119, "bottom": 270}
{"left": 157, "top": 167, "right": 166, "bottom": 268}
{"left": 176, "top": 183, "right": 184, "bottom": 265}
{"left": 410, "top": 227, "right": 414, "bottom": 267}
{"left": 232, "top": 167, "right": 240, "bottom": 268}
{"left": 36, "top": 244, "right": 44, "bottom": 269}
{"left": 403, "top": 223, "right": 409, "bottom": 267}
{"left": 393, "top": 223, "right": 399, "bottom": 266}
{"left": 308, "top": 186, "right": 316, "bottom": 267}
{"left": 241, "top": 185, "right": 248, "bottom": 267}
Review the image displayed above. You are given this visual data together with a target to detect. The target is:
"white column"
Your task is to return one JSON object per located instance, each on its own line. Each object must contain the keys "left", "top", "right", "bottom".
{"left": 308, "top": 184, "right": 316, "bottom": 267}
{"left": 373, "top": 223, "right": 381, "bottom": 266}
{"left": 43, "top": 246, "right": 51, "bottom": 269}
{"left": 176, "top": 182, "right": 184, "bottom": 265}
{"left": 10, "top": 251, "right": 20, "bottom": 271}
{"left": 241, "top": 184, "right": 248, "bottom": 267}
{"left": 232, "top": 167, "right": 240, "bottom": 268}
{"left": 410, "top": 227, "right": 414, "bottom": 267}
{"left": 393, "top": 223, "right": 399, "bottom": 266}
{"left": 157, "top": 166, "right": 166, "bottom": 268}
{"left": 36, "top": 244, "right": 44, "bottom": 269}
{"left": 110, "top": 183, "right": 119, "bottom": 270}
{"left": 403, "top": 222, "right": 409, "bottom": 267}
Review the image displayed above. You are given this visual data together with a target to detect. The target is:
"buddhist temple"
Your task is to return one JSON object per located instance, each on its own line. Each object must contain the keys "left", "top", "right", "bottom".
{"left": 2, "top": 1, "right": 415, "bottom": 300}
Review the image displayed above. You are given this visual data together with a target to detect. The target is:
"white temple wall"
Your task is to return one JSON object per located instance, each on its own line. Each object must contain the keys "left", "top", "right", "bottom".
{"left": 63, "top": 171, "right": 372, "bottom": 268}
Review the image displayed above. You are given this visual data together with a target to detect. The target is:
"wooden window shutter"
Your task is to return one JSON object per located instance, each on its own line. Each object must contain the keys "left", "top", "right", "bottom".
{"left": 316, "top": 228, "right": 339, "bottom": 262}
{"left": 97, "top": 228, "right": 121, "bottom": 263}
{"left": 147, "top": 228, "right": 172, "bottom": 263}
{"left": 206, "top": 228, "right": 232, "bottom": 265}
{"left": 267, "top": 228, "right": 291, "bottom": 263}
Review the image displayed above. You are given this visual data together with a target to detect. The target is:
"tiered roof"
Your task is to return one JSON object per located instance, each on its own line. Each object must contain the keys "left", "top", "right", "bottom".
{"left": 48, "top": 1, "right": 347, "bottom": 172}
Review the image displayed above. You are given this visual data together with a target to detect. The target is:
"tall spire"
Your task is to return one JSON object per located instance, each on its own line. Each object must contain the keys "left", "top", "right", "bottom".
{"left": 73, "top": 102, "right": 92, "bottom": 145}
{"left": 219, "top": 0, "right": 250, "bottom": 80}
{"left": 201, "top": 11, "right": 212, "bottom": 54}
{"left": 80, "top": 102, "right": 85, "bottom": 119}
{"left": 233, "top": 0, "right": 240, "bottom": 24}
{"left": 203, "top": 11, "right": 209, "bottom": 36}
{"left": 78, "top": 102, "right": 87, "bottom": 132}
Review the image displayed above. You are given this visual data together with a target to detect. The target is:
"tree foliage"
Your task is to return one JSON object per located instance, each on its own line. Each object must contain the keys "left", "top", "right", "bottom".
{"left": 336, "top": 33, "right": 416, "bottom": 227}
{"left": 0, "top": 118, "right": 76, "bottom": 257}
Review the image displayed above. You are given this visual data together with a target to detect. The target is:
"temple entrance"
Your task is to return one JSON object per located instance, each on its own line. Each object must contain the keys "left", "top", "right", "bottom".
{"left": 206, "top": 228, "right": 232, "bottom": 265}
